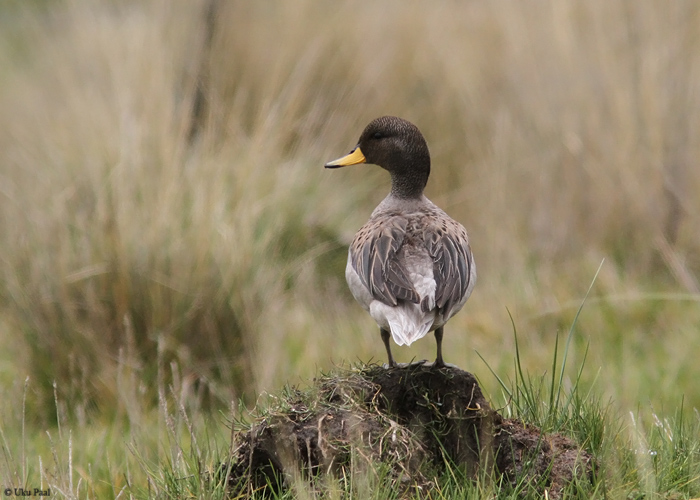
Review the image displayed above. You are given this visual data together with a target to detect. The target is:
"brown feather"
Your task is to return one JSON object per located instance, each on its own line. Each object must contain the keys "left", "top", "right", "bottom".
{"left": 350, "top": 216, "right": 420, "bottom": 307}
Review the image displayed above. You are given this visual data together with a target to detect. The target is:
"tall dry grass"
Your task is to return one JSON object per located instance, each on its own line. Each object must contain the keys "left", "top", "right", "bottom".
{"left": 1, "top": 0, "right": 699, "bottom": 420}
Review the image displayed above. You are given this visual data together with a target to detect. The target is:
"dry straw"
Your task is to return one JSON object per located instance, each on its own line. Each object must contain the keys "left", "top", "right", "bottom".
{"left": 0, "top": 0, "right": 699, "bottom": 419}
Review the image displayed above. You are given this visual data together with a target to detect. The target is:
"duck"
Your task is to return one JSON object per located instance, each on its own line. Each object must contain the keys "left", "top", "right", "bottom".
{"left": 325, "top": 116, "right": 476, "bottom": 368}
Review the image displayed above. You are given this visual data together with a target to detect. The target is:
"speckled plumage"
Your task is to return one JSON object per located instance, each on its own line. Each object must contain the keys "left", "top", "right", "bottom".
{"left": 325, "top": 116, "right": 476, "bottom": 367}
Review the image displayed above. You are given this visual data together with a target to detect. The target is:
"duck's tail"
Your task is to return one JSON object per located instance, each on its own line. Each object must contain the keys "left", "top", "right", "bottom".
{"left": 371, "top": 301, "right": 435, "bottom": 346}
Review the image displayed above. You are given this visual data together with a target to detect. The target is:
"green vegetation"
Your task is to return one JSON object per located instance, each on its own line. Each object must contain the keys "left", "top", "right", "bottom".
{"left": 1, "top": 0, "right": 699, "bottom": 497}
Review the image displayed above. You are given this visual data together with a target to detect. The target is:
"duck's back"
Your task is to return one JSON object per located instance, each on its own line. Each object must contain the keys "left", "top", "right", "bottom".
{"left": 346, "top": 196, "right": 476, "bottom": 345}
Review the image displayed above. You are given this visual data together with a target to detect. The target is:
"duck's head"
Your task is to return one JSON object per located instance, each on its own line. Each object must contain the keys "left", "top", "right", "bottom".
{"left": 325, "top": 116, "right": 431, "bottom": 199}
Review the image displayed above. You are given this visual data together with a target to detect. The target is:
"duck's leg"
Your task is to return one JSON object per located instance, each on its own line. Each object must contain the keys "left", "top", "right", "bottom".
{"left": 434, "top": 326, "right": 445, "bottom": 367}
{"left": 380, "top": 328, "right": 396, "bottom": 367}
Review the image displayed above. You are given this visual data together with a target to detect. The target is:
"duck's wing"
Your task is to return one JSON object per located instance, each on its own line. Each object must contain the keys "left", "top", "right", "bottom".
{"left": 425, "top": 218, "right": 474, "bottom": 318}
{"left": 349, "top": 217, "right": 420, "bottom": 307}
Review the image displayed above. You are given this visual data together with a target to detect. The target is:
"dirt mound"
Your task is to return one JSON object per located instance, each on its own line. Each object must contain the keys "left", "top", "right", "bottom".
{"left": 222, "top": 363, "right": 592, "bottom": 498}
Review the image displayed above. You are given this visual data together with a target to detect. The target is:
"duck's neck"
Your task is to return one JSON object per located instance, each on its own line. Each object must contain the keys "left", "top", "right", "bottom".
{"left": 389, "top": 170, "right": 429, "bottom": 200}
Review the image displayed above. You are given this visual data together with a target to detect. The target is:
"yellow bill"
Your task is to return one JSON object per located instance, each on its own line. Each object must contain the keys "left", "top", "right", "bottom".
{"left": 324, "top": 146, "right": 366, "bottom": 168}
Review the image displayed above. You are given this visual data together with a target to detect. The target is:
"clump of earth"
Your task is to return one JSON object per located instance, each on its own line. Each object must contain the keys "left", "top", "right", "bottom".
{"left": 220, "top": 363, "right": 592, "bottom": 499}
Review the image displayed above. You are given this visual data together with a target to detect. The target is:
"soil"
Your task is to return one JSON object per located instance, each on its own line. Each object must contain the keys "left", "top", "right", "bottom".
{"left": 220, "top": 363, "right": 592, "bottom": 498}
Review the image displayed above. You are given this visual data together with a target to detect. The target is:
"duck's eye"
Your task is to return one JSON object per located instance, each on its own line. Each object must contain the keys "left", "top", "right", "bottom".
{"left": 373, "top": 132, "right": 383, "bottom": 140}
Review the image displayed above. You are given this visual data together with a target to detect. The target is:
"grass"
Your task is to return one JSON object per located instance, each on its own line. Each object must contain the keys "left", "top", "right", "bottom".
{"left": 4, "top": 346, "right": 698, "bottom": 498}
{"left": 0, "top": 0, "right": 699, "bottom": 497}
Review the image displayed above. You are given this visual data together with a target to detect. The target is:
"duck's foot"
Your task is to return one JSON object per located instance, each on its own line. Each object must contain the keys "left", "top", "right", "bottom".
{"left": 383, "top": 360, "right": 429, "bottom": 369}
{"left": 430, "top": 360, "right": 459, "bottom": 370}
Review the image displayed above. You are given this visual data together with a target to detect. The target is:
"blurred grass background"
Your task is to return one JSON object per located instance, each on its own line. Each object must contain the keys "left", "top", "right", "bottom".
{"left": 0, "top": 0, "right": 699, "bottom": 457}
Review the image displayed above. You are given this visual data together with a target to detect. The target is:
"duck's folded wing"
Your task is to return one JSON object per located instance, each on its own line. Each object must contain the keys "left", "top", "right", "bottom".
{"left": 350, "top": 217, "right": 420, "bottom": 306}
{"left": 425, "top": 220, "right": 474, "bottom": 317}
